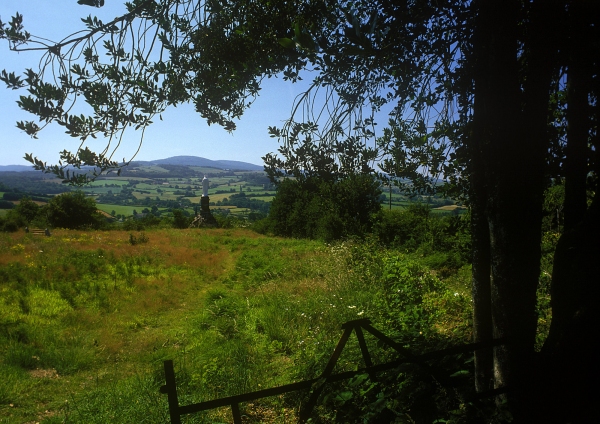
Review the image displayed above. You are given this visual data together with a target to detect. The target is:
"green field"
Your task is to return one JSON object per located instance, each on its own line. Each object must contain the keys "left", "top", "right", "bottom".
{"left": 208, "top": 193, "right": 234, "bottom": 202}
{"left": 1, "top": 164, "right": 462, "bottom": 221}
{"left": 0, "top": 228, "right": 479, "bottom": 423}
{"left": 95, "top": 204, "right": 144, "bottom": 216}
{"left": 250, "top": 195, "right": 275, "bottom": 202}
{"left": 189, "top": 166, "right": 231, "bottom": 175}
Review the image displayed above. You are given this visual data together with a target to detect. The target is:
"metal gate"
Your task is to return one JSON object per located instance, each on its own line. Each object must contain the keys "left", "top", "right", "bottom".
{"left": 160, "top": 318, "right": 504, "bottom": 423}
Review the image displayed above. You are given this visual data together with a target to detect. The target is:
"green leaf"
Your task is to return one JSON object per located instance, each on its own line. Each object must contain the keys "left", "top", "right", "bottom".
{"left": 449, "top": 370, "right": 470, "bottom": 378}
{"left": 334, "top": 391, "right": 353, "bottom": 402}
{"left": 278, "top": 38, "right": 295, "bottom": 49}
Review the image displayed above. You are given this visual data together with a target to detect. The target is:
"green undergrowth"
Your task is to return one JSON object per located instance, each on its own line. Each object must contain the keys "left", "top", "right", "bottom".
{"left": 0, "top": 228, "right": 493, "bottom": 423}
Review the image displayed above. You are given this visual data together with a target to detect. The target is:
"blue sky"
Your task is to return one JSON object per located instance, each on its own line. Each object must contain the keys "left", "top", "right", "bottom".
{"left": 0, "top": 1, "right": 307, "bottom": 167}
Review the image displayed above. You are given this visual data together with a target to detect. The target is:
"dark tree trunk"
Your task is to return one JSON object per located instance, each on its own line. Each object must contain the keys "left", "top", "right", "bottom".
{"left": 542, "top": 193, "right": 600, "bottom": 423}
{"left": 469, "top": 173, "right": 493, "bottom": 393}
{"left": 471, "top": 1, "right": 550, "bottom": 419}
{"left": 563, "top": 2, "right": 591, "bottom": 232}
{"left": 540, "top": 3, "right": 600, "bottom": 421}
{"left": 469, "top": 0, "right": 498, "bottom": 395}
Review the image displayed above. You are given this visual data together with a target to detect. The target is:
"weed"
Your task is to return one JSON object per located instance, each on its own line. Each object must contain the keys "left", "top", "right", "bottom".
{"left": 128, "top": 231, "right": 149, "bottom": 245}
{"left": 0, "top": 228, "right": 521, "bottom": 423}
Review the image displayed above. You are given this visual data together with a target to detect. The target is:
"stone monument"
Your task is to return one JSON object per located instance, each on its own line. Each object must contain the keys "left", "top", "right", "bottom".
{"left": 197, "top": 175, "right": 218, "bottom": 226}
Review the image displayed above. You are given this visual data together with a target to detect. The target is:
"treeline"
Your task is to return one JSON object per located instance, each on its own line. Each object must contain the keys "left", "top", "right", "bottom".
{"left": 253, "top": 175, "right": 471, "bottom": 274}
{"left": 2, "top": 174, "right": 471, "bottom": 274}
{"left": 119, "top": 164, "right": 239, "bottom": 179}
{"left": 0, "top": 173, "right": 70, "bottom": 195}
{"left": 96, "top": 189, "right": 193, "bottom": 209}
{"left": 0, "top": 182, "right": 53, "bottom": 207}
{"left": 0, "top": 191, "right": 203, "bottom": 232}
{"left": 0, "top": 193, "right": 104, "bottom": 231}
{"left": 214, "top": 192, "right": 270, "bottom": 214}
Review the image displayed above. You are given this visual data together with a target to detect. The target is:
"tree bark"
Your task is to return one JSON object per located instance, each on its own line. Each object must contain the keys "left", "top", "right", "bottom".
{"left": 563, "top": 1, "right": 591, "bottom": 232}
{"left": 542, "top": 193, "right": 600, "bottom": 422}
{"left": 469, "top": 178, "right": 493, "bottom": 393}
{"left": 471, "top": 1, "right": 548, "bottom": 419}
{"left": 540, "top": 3, "right": 600, "bottom": 421}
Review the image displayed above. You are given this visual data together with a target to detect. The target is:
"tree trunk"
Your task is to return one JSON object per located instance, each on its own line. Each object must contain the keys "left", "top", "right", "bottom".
{"left": 471, "top": 1, "right": 547, "bottom": 419}
{"left": 563, "top": 1, "right": 591, "bottom": 232}
{"left": 540, "top": 3, "right": 600, "bottom": 421}
{"left": 542, "top": 193, "right": 600, "bottom": 422}
{"left": 470, "top": 181, "right": 493, "bottom": 393}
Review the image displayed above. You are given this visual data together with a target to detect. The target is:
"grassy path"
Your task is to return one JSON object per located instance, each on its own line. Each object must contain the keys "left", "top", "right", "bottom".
{"left": 1, "top": 229, "right": 473, "bottom": 423}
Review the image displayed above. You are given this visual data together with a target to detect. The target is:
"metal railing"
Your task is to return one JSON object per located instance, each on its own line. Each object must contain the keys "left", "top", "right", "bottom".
{"left": 160, "top": 318, "right": 505, "bottom": 423}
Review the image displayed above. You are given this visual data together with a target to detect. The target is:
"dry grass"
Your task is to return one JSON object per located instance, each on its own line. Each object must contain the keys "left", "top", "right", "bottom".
{"left": 5, "top": 228, "right": 466, "bottom": 423}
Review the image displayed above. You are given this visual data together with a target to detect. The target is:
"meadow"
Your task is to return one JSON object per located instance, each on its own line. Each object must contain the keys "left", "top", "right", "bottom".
{"left": 0, "top": 228, "right": 477, "bottom": 423}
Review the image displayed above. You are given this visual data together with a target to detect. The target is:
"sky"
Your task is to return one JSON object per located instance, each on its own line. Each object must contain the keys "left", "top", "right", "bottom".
{"left": 0, "top": 1, "right": 308, "bottom": 167}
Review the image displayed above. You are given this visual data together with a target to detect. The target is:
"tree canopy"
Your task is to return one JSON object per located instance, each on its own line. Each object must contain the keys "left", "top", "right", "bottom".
{"left": 2, "top": 0, "right": 599, "bottom": 421}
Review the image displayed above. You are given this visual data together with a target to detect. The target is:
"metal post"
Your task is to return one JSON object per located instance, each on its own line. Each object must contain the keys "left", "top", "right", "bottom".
{"left": 299, "top": 321, "right": 356, "bottom": 423}
{"left": 354, "top": 326, "right": 377, "bottom": 382}
{"left": 231, "top": 402, "right": 243, "bottom": 424}
{"left": 160, "top": 360, "right": 182, "bottom": 424}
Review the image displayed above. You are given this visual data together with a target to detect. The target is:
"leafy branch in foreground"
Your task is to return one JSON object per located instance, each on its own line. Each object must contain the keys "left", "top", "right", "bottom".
{"left": 24, "top": 148, "right": 122, "bottom": 185}
{"left": 1, "top": 0, "right": 320, "bottom": 183}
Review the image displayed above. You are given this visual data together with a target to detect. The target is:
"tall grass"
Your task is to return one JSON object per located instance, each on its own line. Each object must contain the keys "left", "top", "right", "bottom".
{"left": 0, "top": 228, "right": 476, "bottom": 423}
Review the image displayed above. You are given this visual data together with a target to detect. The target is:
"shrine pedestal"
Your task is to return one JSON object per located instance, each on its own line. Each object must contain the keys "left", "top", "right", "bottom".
{"left": 199, "top": 195, "right": 218, "bottom": 226}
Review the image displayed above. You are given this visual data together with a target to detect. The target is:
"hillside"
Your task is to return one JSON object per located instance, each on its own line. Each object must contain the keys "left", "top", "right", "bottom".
{"left": 0, "top": 227, "right": 475, "bottom": 423}
{"left": 0, "top": 156, "right": 263, "bottom": 173}
{"left": 131, "top": 155, "right": 263, "bottom": 171}
{"left": 1, "top": 160, "right": 463, "bottom": 220}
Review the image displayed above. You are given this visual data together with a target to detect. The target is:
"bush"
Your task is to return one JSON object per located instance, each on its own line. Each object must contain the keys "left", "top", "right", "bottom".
{"left": 268, "top": 175, "right": 382, "bottom": 241}
{"left": 45, "top": 191, "right": 104, "bottom": 229}
{"left": 172, "top": 209, "right": 191, "bottom": 229}
{"left": 122, "top": 218, "right": 145, "bottom": 231}
{"left": 250, "top": 217, "right": 271, "bottom": 234}
{"left": 371, "top": 203, "right": 431, "bottom": 250}
{"left": 370, "top": 205, "right": 471, "bottom": 277}
{"left": 214, "top": 213, "right": 248, "bottom": 229}
{"left": 0, "top": 200, "right": 15, "bottom": 209}
{"left": 13, "top": 197, "right": 40, "bottom": 224}
{"left": 0, "top": 218, "right": 19, "bottom": 232}
{"left": 128, "top": 232, "right": 149, "bottom": 245}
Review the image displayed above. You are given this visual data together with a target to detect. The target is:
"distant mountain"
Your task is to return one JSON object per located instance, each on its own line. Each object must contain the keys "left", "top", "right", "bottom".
{"left": 130, "top": 155, "right": 263, "bottom": 171}
{"left": 0, "top": 165, "right": 35, "bottom": 172}
{"left": 0, "top": 156, "right": 264, "bottom": 173}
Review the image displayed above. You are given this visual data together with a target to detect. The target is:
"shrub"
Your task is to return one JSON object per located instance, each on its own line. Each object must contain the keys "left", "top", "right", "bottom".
{"left": 122, "top": 218, "right": 144, "bottom": 231}
{"left": 250, "top": 217, "right": 271, "bottom": 234}
{"left": 268, "top": 175, "right": 382, "bottom": 241}
{"left": 213, "top": 213, "right": 249, "bottom": 229}
{"left": 45, "top": 191, "right": 104, "bottom": 229}
{"left": 14, "top": 197, "right": 40, "bottom": 224}
{"left": 0, "top": 218, "right": 19, "bottom": 232}
{"left": 0, "top": 200, "right": 15, "bottom": 209}
{"left": 128, "top": 232, "right": 149, "bottom": 245}
{"left": 172, "top": 209, "right": 191, "bottom": 229}
{"left": 372, "top": 203, "right": 431, "bottom": 250}
{"left": 372, "top": 205, "right": 471, "bottom": 271}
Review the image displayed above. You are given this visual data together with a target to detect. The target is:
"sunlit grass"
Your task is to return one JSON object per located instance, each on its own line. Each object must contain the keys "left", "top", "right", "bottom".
{"left": 0, "top": 228, "right": 474, "bottom": 423}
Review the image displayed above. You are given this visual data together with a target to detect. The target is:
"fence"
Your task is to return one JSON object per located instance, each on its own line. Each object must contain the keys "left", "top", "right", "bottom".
{"left": 25, "top": 227, "right": 51, "bottom": 236}
{"left": 160, "top": 318, "right": 505, "bottom": 423}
